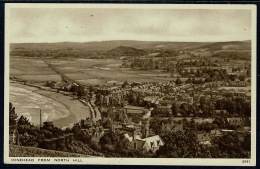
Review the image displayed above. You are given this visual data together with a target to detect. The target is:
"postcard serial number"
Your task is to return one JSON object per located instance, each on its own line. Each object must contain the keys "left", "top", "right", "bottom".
{"left": 242, "top": 160, "right": 250, "bottom": 163}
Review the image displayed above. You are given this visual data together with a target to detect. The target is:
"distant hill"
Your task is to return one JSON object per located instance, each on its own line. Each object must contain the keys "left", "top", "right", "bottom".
{"left": 212, "top": 50, "right": 251, "bottom": 61}
{"left": 10, "top": 40, "right": 251, "bottom": 55}
{"left": 106, "top": 46, "right": 146, "bottom": 56}
{"left": 10, "top": 41, "right": 213, "bottom": 52}
{"left": 195, "top": 41, "right": 251, "bottom": 51}
{"left": 10, "top": 41, "right": 157, "bottom": 52}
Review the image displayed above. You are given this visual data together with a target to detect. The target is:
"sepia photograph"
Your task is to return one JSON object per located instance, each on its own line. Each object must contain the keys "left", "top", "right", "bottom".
{"left": 4, "top": 3, "right": 256, "bottom": 166}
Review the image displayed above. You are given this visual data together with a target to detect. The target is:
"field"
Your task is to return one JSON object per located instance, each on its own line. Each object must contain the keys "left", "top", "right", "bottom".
{"left": 11, "top": 56, "right": 181, "bottom": 86}
{"left": 10, "top": 56, "right": 61, "bottom": 84}
{"left": 10, "top": 39, "right": 251, "bottom": 87}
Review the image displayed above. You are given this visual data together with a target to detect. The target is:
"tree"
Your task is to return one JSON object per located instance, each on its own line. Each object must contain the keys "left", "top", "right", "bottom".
{"left": 216, "top": 132, "right": 248, "bottom": 158}
{"left": 129, "top": 93, "right": 137, "bottom": 105}
{"left": 215, "top": 99, "right": 224, "bottom": 110}
{"left": 42, "top": 121, "right": 55, "bottom": 131}
{"left": 156, "top": 130, "right": 198, "bottom": 158}
{"left": 238, "top": 74, "right": 246, "bottom": 81}
{"left": 175, "top": 78, "right": 182, "bottom": 85}
{"left": 77, "top": 85, "right": 86, "bottom": 99}
{"left": 18, "top": 116, "right": 30, "bottom": 126}
{"left": 171, "top": 102, "right": 179, "bottom": 116}
{"left": 9, "top": 102, "right": 18, "bottom": 127}
{"left": 246, "top": 69, "right": 251, "bottom": 77}
{"left": 122, "top": 81, "right": 129, "bottom": 88}
{"left": 179, "top": 103, "right": 190, "bottom": 116}
{"left": 185, "top": 78, "right": 191, "bottom": 84}
{"left": 199, "top": 96, "right": 206, "bottom": 106}
{"left": 19, "top": 134, "right": 37, "bottom": 147}
{"left": 149, "top": 116, "right": 162, "bottom": 134}
{"left": 242, "top": 133, "right": 251, "bottom": 151}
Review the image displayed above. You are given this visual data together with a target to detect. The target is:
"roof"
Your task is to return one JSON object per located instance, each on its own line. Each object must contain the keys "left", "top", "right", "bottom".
{"left": 140, "top": 135, "right": 164, "bottom": 149}
{"left": 124, "top": 105, "right": 146, "bottom": 110}
{"left": 197, "top": 132, "right": 211, "bottom": 142}
{"left": 162, "top": 123, "right": 183, "bottom": 132}
{"left": 227, "top": 117, "right": 243, "bottom": 122}
{"left": 244, "top": 126, "right": 251, "bottom": 131}
{"left": 143, "top": 96, "right": 159, "bottom": 102}
{"left": 194, "top": 118, "right": 214, "bottom": 124}
{"left": 159, "top": 100, "right": 175, "bottom": 105}
{"left": 125, "top": 134, "right": 164, "bottom": 149}
{"left": 126, "top": 109, "right": 144, "bottom": 114}
{"left": 221, "top": 129, "right": 234, "bottom": 132}
{"left": 113, "top": 124, "right": 123, "bottom": 129}
{"left": 124, "top": 133, "right": 142, "bottom": 142}
{"left": 210, "top": 130, "right": 222, "bottom": 137}
{"left": 214, "top": 110, "right": 227, "bottom": 113}
{"left": 156, "top": 106, "right": 171, "bottom": 110}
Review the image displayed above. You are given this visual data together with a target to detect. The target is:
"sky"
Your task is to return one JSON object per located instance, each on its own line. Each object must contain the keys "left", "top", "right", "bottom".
{"left": 8, "top": 7, "right": 252, "bottom": 43}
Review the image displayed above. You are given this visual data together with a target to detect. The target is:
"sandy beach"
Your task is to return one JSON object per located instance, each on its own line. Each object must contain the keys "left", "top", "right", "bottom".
{"left": 10, "top": 82, "right": 91, "bottom": 128}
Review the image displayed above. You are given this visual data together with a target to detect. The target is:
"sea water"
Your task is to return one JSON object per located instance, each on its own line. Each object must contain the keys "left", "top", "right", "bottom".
{"left": 10, "top": 85, "right": 70, "bottom": 125}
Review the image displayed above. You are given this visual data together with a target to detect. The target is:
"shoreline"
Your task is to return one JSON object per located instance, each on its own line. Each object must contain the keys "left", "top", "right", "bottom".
{"left": 10, "top": 81, "right": 91, "bottom": 128}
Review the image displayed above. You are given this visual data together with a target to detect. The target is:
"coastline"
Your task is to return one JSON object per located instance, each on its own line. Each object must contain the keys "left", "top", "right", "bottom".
{"left": 10, "top": 81, "right": 91, "bottom": 128}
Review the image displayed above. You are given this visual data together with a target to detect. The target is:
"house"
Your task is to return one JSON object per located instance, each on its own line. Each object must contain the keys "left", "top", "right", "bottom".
{"left": 140, "top": 135, "right": 164, "bottom": 152}
{"left": 161, "top": 120, "right": 183, "bottom": 132}
{"left": 112, "top": 124, "right": 123, "bottom": 132}
{"left": 227, "top": 117, "right": 244, "bottom": 127}
{"left": 236, "top": 128, "right": 249, "bottom": 142}
{"left": 125, "top": 134, "right": 164, "bottom": 152}
{"left": 197, "top": 132, "right": 211, "bottom": 145}
{"left": 209, "top": 129, "right": 222, "bottom": 138}
{"left": 122, "top": 124, "right": 142, "bottom": 138}
{"left": 243, "top": 126, "right": 251, "bottom": 132}
{"left": 82, "top": 126, "right": 104, "bottom": 143}
{"left": 124, "top": 133, "right": 142, "bottom": 142}
{"left": 85, "top": 126, "right": 104, "bottom": 137}
{"left": 227, "top": 81, "right": 250, "bottom": 87}
{"left": 221, "top": 129, "right": 235, "bottom": 135}
{"left": 159, "top": 100, "right": 175, "bottom": 107}
{"left": 153, "top": 106, "right": 172, "bottom": 117}
{"left": 124, "top": 105, "right": 147, "bottom": 114}
{"left": 194, "top": 118, "right": 214, "bottom": 124}
{"left": 214, "top": 110, "right": 227, "bottom": 115}
{"left": 143, "top": 96, "right": 159, "bottom": 105}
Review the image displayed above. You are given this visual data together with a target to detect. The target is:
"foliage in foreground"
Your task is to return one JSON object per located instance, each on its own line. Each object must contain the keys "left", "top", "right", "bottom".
{"left": 9, "top": 144, "right": 90, "bottom": 157}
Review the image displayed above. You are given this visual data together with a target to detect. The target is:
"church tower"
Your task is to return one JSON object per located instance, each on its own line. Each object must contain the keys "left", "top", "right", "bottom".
{"left": 141, "top": 118, "right": 149, "bottom": 138}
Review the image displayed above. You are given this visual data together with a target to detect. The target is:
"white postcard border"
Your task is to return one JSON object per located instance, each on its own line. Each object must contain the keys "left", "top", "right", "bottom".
{"left": 4, "top": 3, "right": 257, "bottom": 166}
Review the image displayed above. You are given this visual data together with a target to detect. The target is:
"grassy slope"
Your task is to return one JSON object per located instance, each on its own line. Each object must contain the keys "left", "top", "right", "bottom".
{"left": 9, "top": 145, "right": 93, "bottom": 157}
{"left": 195, "top": 41, "right": 251, "bottom": 51}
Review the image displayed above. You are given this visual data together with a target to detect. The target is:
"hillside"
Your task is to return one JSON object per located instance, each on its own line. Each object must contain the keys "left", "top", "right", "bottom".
{"left": 106, "top": 46, "right": 146, "bottom": 56}
{"left": 10, "top": 41, "right": 156, "bottom": 52}
{"left": 9, "top": 41, "right": 213, "bottom": 52}
{"left": 11, "top": 40, "right": 251, "bottom": 52}
{"left": 195, "top": 41, "right": 251, "bottom": 51}
{"left": 9, "top": 144, "right": 95, "bottom": 157}
{"left": 10, "top": 40, "right": 251, "bottom": 59}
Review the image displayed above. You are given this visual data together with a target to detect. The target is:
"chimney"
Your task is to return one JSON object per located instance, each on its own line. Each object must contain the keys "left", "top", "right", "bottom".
{"left": 133, "top": 129, "right": 136, "bottom": 141}
{"left": 141, "top": 119, "right": 149, "bottom": 138}
{"left": 40, "top": 109, "right": 42, "bottom": 129}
